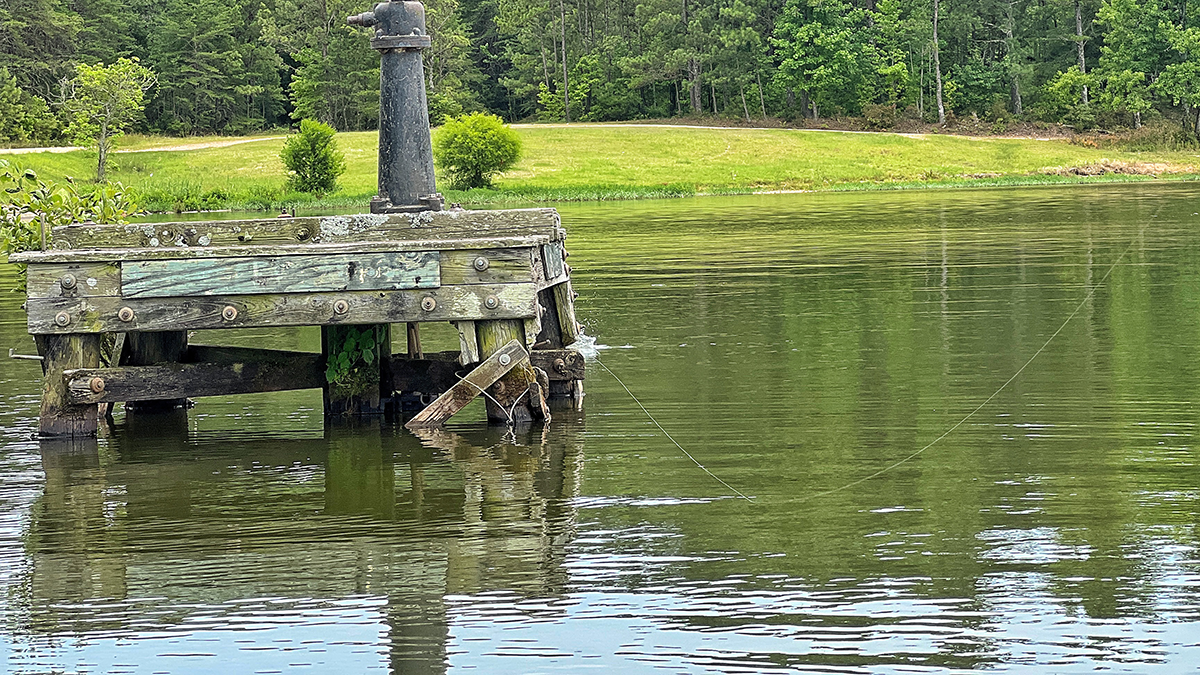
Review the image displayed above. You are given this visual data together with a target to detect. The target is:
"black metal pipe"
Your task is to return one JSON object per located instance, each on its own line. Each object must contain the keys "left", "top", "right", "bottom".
{"left": 349, "top": 1, "right": 443, "bottom": 213}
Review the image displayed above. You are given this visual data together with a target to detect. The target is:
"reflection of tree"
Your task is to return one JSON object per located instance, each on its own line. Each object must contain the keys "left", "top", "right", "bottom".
{"left": 16, "top": 415, "right": 585, "bottom": 674}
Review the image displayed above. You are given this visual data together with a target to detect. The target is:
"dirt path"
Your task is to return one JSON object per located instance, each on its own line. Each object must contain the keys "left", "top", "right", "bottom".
{"left": 0, "top": 136, "right": 285, "bottom": 155}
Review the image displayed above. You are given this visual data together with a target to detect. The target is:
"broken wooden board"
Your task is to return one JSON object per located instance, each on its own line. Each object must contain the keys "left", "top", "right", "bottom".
{"left": 405, "top": 339, "right": 527, "bottom": 429}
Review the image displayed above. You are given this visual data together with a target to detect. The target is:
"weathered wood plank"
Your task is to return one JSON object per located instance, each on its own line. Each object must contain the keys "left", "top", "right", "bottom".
{"left": 26, "top": 262, "right": 121, "bottom": 299}
{"left": 11, "top": 235, "right": 551, "bottom": 264}
{"left": 27, "top": 283, "right": 538, "bottom": 334}
{"left": 63, "top": 355, "right": 325, "bottom": 404}
{"left": 36, "top": 334, "right": 101, "bottom": 437}
{"left": 49, "top": 209, "right": 563, "bottom": 251}
{"left": 542, "top": 241, "right": 565, "bottom": 280}
{"left": 454, "top": 321, "right": 480, "bottom": 365}
{"left": 121, "top": 251, "right": 440, "bottom": 298}
{"left": 404, "top": 339, "right": 527, "bottom": 429}
{"left": 440, "top": 248, "right": 532, "bottom": 285}
{"left": 552, "top": 281, "right": 583, "bottom": 345}
{"left": 476, "top": 320, "right": 549, "bottom": 425}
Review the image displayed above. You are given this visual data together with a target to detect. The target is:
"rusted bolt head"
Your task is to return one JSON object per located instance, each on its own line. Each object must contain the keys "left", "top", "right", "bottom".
{"left": 221, "top": 305, "right": 238, "bottom": 321}
{"left": 498, "top": 353, "right": 512, "bottom": 367}
{"left": 295, "top": 227, "right": 311, "bottom": 241}
{"left": 553, "top": 357, "right": 567, "bottom": 373}
{"left": 333, "top": 299, "right": 350, "bottom": 315}
{"left": 60, "top": 273, "right": 77, "bottom": 290}
{"left": 421, "top": 296, "right": 437, "bottom": 312}
{"left": 54, "top": 311, "right": 71, "bottom": 327}
{"left": 484, "top": 295, "right": 499, "bottom": 310}
{"left": 494, "top": 381, "right": 507, "bottom": 395}
{"left": 473, "top": 256, "right": 489, "bottom": 271}
{"left": 118, "top": 307, "right": 135, "bottom": 322}
{"left": 89, "top": 377, "right": 105, "bottom": 394}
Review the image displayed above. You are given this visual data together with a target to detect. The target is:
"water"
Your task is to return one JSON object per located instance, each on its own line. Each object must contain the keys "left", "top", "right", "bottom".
{"left": 3, "top": 184, "right": 1200, "bottom": 673}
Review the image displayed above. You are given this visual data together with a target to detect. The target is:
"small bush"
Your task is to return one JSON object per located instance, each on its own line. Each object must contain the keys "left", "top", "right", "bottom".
{"left": 433, "top": 112, "right": 522, "bottom": 190}
{"left": 862, "top": 103, "right": 897, "bottom": 130}
{"left": 280, "top": 119, "right": 346, "bottom": 195}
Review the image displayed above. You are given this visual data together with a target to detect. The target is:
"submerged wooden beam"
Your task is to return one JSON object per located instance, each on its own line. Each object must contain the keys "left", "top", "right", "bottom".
{"left": 27, "top": 282, "right": 538, "bottom": 334}
{"left": 390, "top": 349, "right": 583, "bottom": 394}
{"left": 404, "top": 339, "right": 527, "bottom": 429}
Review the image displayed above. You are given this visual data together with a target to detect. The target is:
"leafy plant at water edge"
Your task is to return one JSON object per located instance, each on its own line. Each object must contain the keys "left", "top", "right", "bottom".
{"left": 325, "top": 325, "right": 382, "bottom": 398}
{"left": 432, "top": 113, "right": 522, "bottom": 190}
{"left": 1, "top": 159, "right": 139, "bottom": 290}
{"left": 280, "top": 119, "right": 346, "bottom": 195}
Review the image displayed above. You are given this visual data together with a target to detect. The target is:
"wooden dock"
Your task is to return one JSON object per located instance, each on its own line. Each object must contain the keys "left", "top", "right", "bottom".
{"left": 12, "top": 208, "right": 584, "bottom": 436}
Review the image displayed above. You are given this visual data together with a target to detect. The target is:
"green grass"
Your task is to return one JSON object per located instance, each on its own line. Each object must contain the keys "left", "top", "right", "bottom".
{"left": 10, "top": 125, "right": 1200, "bottom": 212}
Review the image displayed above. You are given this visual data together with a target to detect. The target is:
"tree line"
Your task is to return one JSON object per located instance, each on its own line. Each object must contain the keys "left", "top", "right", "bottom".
{"left": 3, "top": 0, "right": 1200, "bottom": 143}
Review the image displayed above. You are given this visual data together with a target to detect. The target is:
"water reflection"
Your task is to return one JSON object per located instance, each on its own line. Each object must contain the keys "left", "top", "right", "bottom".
{"left": 12, "top": 413, "right": 584, "bottom": 674}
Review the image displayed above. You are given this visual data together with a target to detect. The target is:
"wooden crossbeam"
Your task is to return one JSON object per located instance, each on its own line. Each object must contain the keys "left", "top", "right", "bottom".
{"left": 63, "top": 353, "right": 323, "bottom": 405}
{"left": 404, "top": 340, "right": 527, "bottom": 429}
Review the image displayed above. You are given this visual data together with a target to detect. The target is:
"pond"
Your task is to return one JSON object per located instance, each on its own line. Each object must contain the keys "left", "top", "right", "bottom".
{"left": 2, "top": 184, "right": 1200, "bottom": 673}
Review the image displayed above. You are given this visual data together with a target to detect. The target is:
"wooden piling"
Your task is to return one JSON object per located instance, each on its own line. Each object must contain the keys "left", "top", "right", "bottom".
{"left": 476, "top": 320, "right": 549, "bottom": 424}
{"left": 36, "top": 334, "right": 101, "bottom": 437}
{"left": 124, "top": 331, "right": 188, "bottom": 412}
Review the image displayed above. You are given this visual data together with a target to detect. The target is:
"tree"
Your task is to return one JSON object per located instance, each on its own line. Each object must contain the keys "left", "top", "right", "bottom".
{"left": 280, "top": 119, "right": 346, "bottom": 194}
{"left": 432, "top": 112, "right": 522, "bottom": 189}
{"left": 773, "top": 0, "right": 876, "bottom": 119}
{"left": 61, "top": 58, "right": 156, "bottom": 182}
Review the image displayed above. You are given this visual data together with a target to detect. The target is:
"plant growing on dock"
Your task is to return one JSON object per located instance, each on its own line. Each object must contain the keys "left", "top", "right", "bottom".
{"left": 432, "top": 113, "right": 522, "bottom": 189}
{"left": 280, "top": 119, "right": 347, "bottom": 195}
{"left": 61, "top": 58, "right": 157, "bottom": 182}
{"left": 324, "top": 325, "right": 383, "bottom": 398}
{"left": 1, "top": 160, "right": 139, "bottom": 290}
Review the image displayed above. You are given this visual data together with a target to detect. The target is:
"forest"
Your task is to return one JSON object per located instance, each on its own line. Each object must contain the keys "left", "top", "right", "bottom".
{"left": 2, "top": 0, "right": 1200, "bottom": 143}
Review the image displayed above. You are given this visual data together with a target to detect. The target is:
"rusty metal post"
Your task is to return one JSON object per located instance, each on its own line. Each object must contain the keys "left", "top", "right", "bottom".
{"left": 349, "top": 1, "right": 443, "bottom": 213}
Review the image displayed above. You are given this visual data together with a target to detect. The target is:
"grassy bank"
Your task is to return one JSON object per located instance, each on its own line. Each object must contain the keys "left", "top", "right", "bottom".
{"left": 11, "top": 125, "right": 1200, "bottom": 212}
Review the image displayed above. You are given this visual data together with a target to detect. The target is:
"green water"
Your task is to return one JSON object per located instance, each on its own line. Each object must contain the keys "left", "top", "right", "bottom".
{"left": 3, "top": 184, "right": 1200, "bottom": 673}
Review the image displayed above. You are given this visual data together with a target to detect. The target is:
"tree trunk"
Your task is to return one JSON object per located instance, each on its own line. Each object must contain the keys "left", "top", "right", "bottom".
{"left": 1076, "top": 0, "right": 1088, "bottom": 105}
{"left": 560, "top": 0, "right": 570, "bottom": 122}
{"left": 756, "top": 72, "right": 767, "bottom": 118}
{"left": 96, "top": 121, "right": 108, "bottom": 182}
{"left": 740, "top": 85, "right": 750, "bottom": 123}
{"left": 933, "top": 0, "right": 946, "bottom": 125}
{"left": 1004, "top": 1, "right": 1022, "bottom": 116}
{"left": 711, "top": 81, "right": 717, "bottom": 114}
{"left": 688, "top": 59, "right": 702, "bottom": 114}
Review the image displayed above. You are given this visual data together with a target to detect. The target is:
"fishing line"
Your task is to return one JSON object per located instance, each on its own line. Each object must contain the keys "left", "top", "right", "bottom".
{"left": 801, "top": 209, "right": 1159, "bottom": 503}
{"left": 593, "top": 356, "right": 755, "bottom": 501}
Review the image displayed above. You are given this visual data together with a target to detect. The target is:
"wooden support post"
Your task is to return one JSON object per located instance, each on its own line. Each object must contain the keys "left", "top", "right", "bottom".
{"left": 406, "top": 322, "right": 423, "bottom": 359}
{"left": 476, "top": 320, "right": 549, "bottom": 425}
{"left": 35, "top": 334, "right": 102, "bottom": 437}
{"left": 454, "top": 321, "right": 480, "bottom": 365}
{"left": 535, "top": 283, "right": 585, "bottom": 402}
{"left": 322, "top": 324, "right": 391, "bottom": 418}
{"left": 124, "top": 331, "right": 188, "bottom": 412}
{"left": 405, "top": 339, "right": 527, "bottom": 429}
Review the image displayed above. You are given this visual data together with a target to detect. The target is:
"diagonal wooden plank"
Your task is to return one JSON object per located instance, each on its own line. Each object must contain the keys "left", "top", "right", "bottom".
{"left": 404, "top": 339, "right": 527, "bottom": 429}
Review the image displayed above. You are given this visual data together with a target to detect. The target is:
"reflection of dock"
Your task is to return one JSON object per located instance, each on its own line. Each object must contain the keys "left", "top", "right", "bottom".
{"left": 20, "top": 416, "right": 585, "bottom": 673}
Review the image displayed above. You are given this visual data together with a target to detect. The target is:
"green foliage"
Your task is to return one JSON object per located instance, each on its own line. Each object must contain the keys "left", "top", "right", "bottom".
{"left": 0, "top": 68, "right": 59, "bottom": 144}
{"left": 1037, "top": 66, "right": 1096, "bottom": 128}
{"left": 62, "top": 57, "right": 156, "bottom": 181}
{"left": 0, "top": 159, "right": 139, "bottom": 290}
{"left": 325, "top": 325, "right": 383, "bottom": 398}
{"left": 433, "top": 112, "right": 522, "bottom": 189}
{"left": 280, "top": 119, "right": 346, "bottom": 195}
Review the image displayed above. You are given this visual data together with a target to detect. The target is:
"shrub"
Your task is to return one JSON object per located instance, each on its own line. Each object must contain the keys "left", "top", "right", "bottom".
{"left": 280, "top": 119, "right": 346, "bottom": 195}
{"left": 433, "top": 113, "right": 523, "bottom": 190}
